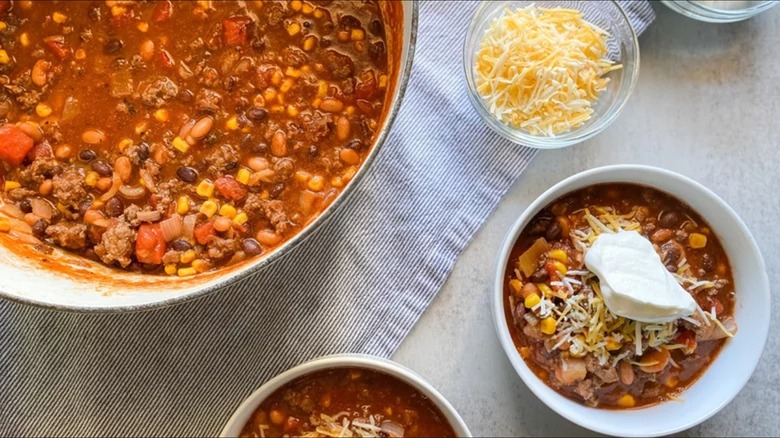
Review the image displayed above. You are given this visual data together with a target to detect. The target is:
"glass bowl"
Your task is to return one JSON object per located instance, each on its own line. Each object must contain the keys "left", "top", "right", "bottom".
{"left": 661, "top": 0, "right": 778, "bottom": 23}
{"left": 463, "top": 1, "right": 640, "bottom": 149}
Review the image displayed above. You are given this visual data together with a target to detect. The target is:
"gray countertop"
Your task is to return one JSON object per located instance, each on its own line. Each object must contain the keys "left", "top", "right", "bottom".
{"left": 393, "top": 4, "right": 780, "bottom": 437}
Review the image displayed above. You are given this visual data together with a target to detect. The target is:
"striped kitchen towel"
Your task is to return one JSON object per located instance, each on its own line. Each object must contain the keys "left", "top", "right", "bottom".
{"left": 0, "top": 1, "right": 654, "bottom": 436}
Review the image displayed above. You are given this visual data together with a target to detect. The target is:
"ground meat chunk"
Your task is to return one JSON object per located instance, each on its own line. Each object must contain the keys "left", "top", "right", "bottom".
{"left": 273, "top": 158, "right": 294, "bottom": 180}
{"left": 574, "top": 379, "right": 597, "bottom": 406}
{"left": 162, "top": 250, "right": 181, "bottom": 265}
{"left": 154, "top": 178, "right": 183, "bottom": 213}
{"left": 265, "top": 4, "right": 285, "bottom": 26}
{"left": 5, "top": 82, "right": 41, "bottom": 110}
{"left": 195, "top": 88, "right": 222, "bottom": 113}
{"left": 124, "top": 204, "right": 142, "bottom": 227}
{"left": 585, "top": 355, "right": 619, "bottom": 384}
{"left": 140, "top": 76, "right": 178, "bottom": 107}
{"left": 45, "top": 222, "right": 87, "bottom": 250}
{"left": 204, "top": 144, "right": 238, "bottom": 175}
{"left": 94, "top": 221, "right": 135, "bottom": 267}
{"left": 27, "top": 157, "right": 63, "bottom": 182}
{"left": 6, "top": 188, "right": 36, "bottom": 202}
{"left": 123, "top": 142, "right": 149, "bottom": 166}
{"left": 244, "top": 194, "right": 290, "bottom": 234}
{"left": 206, "top": 236, "right": 239, "bottom": 260}
{"left": 323, "top": 49, "right": 355, "bottom": 79}
{"left": 300, "top": 111, "right": 333, "bottom": 142}
{"left": 52, "top": 167, "right": 87, "bottom": 209}
{"left": 282, "top": 47, "right": 307, "bottom": 67}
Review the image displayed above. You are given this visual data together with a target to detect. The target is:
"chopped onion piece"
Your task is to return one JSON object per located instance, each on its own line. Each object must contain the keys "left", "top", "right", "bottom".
{"left": 136, "top": 210, "right": 161, "bottom": 222}
{"left": 9, "top": 230, "right": 41, "bottom": 244}
{"left": 380, "top": 421, "right": 405, "bottom": 438}
{"left": 92, "top": 218, "right": 112, "bottom": 228}
{"left": 182, "top": 214, "right": 197, "bottom": 240}
{"left": 0, "top": 203, "right": 25, "bottom": 219}
{"left": 160, "top": 214, "right": 183, "bottom": 241}
{"left": 8, "top": 218, "right": 32, "bottom": 234}
{"left": 100, "top": 172, "right": 122, "bottom": 201}
{"left": 140, "top": 169, "right": 156, "bottom": 192}
{"left": 119, "top": 185, "right": 146, "bottom": 200}
{"left": 30, "top": 198, "right": 52, "bottom": 220}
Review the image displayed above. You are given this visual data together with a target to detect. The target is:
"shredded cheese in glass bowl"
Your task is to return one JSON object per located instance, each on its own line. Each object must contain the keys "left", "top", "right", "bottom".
{"left": 464, "top": 1, "right": 639, "bottom": 148}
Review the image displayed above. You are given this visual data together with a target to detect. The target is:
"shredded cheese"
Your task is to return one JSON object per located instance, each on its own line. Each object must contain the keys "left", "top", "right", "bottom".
{"left": 474, "top": 6, "right": 621, "bottom": 136}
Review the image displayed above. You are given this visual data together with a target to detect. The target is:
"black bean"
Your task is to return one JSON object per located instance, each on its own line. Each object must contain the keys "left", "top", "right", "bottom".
{"left": 528, "top": 219, "right": 550, "bottom": 236}
{"left": 346, "top": 139, "right": 365, "bottom": 151}
{"left": 251, "top": 37, "right": 266, "bottom": 52}
{"left": 225, "top": 161, "right": 238, "bottom": 172}
{"left": 223, "top": 76, "right": 238, "bottom": 91}
{"left": 19, "top": 199, "right": 32, "bottom": 214}
{"left": 176, "top": 166, "right": 198, "bottom": 183}
{"left": 178, "top": 89, "right": 194, "bottom": 103}
{"left": 78, "top": 199, "right": 92, "bottom": 217}
{"left": 320, "top": 38, "right": 332, "bottom": 48}
{"left": 269, "top": 182, "right": 285, "bottom": 198}
{"left": 339, "top": 14, "right": 361, "bottom": 29}
{"left": 103, "top": 38, "right": 123, "bottom": 54}
{"left": 530, "top": 268, "right": 549, "bottom": 283}
{"left": 701, "top": 253, "right": 716, "bottom": 273}
{"left": 79, "top": 149, "right": 97, "bottom": 162}
{"left": 138, "top": 143, "right": 150, "bottom": 161}
{"left": 91, "top": 160, "right": 113, "bottom": 177}
{"left": 246, "top": 107, "right": 268, "bottom": 122}
{"left": 105, "top": 197, "right": 123, "bottom": 217}
{"left": 252, "top": 142, "right": 268, "bottom": 154}
{"left": 659, "top": 211, "right": 681, "bottom": 229}
{"left": 369, "top": 19, "right": 384, "bottom": 36}
{"left": 545, "top": 221, "right": 562, "bottom": 241}
{"left": 31, "top": 219, "right": 48, "bottom": 236}
{"left": 368, "top": 41, "right": 385, "bottom": 62}
{"left": 241, "top": 238, "right": 263, "bottom": 256}
{"left": 240, "top": 134, "right": 254, "bottom": 149}
{"left": 308, "top": 144, "right": 318, "bottom": 158}
{"left": 171, "top": 239, "right": 192, "bottom": 252}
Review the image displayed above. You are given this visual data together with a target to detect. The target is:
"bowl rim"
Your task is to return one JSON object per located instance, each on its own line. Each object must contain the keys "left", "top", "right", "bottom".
{"left": 491, "top": 164, "right": 770, "bottom": 436}
{"left": 660, "top": 0, "right": 779, "bottom": 23}
{"left": 462, "top": 0, "right": 641, "bottom": 149}
{"left": 0, "top": 0, "right": 420, "bottom": 313}
{"left": 219, "top": 354, "right": 473, "bottom": 437}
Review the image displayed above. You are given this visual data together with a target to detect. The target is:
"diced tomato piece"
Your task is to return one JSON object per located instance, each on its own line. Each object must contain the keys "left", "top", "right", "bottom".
{"left": 0, "top": 124, "right": 35, "bottom": 166}
{"left": 136, "top": 224, "right": 167, "bottom": 265}
{"left": 194, "top": 221, "right": 215, "bottom": 245}
{"left": 544, "top": 259, "right": 560, "bottom": 282}
{"left": 0, "top": 0, "right": 12, "bottom": 15}
{"left": 675, "top": 328, "right": 698, "bottom": 355}
{"left": 43, "top": 36, "right": 71, "bottom": 61}
{"left": 222, "top": 15, "right": 253, "bottom": 47}
{"left": 159, "top": 49, "right": 174, "bottom": 68}
{"left": 152, "top": 0, "right": 173, "bottom": 23}
{"left": 27, "top": 141, "right": 53, "bottom": 161}
{"left": 215, "top": 176, "right": 247, "bottom": 200}
{"left": 283, "top": 416, "right": 304, "bottom": 435}
{"left": 708, "top": 297, "right": 725, "bottom": 315}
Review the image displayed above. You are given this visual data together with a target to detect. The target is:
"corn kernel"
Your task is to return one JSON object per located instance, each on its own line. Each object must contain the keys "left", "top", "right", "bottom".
{"left": 280, "top": 78, "right": 295, "bottom": 93}
{"left": 287, "top": 22, "right": 301, "bottom": 36}
{"left": 519, "top": 346, "right": 531, "bottom": 359}
{"left": 302, "top": 3, "right": 314, "bottom": 14}
{"left": 219, "top": 204, "right": 237, "bottom": 219}
{"left": 689, "top": 233, "right": 707, "bottom": 249}
{"left": 277, "top": 93, "right": 285, "bottom": 105}
{"left": 199, "top": 200, "right": 218, "bottom": 218}
{"left": 74, "top": 49, "right": 86, "bottom": 60}
{"left": 343, "top": 165, "right": 357, "bottom": 181}
{"left": 295, "top": 171, "right": 312, "bottom": 184}
{"left": 312, "top": 98, "right": 322, "bottom": 109}
{"left": 307, "top": 175, "right": 324, "bottom": 192}
{"left": 233, "top": 211, "right": 248, "bottom": 225}
{"left": 509, "top": 279, "right": 522, "bottom": 295}
{"left": 379, "top": 74, "right": 388, "bottom": 89}
{"left": 84, "top": 171, "right": 99, "bottom": 188}
{"left": 271, "top": 70, "right": 284, "bottom": 86}
{"left": 135, "top": 122, "right": 148, "bottom": 135}
{"left": 192, "top": 259, "right": 210, "bottom": 273}
{"left": 180, "top": 250, "right": 196, "bottom": 264}
{"left": 35, "top": 103, "right": 52, "bottom": 118}
{"left": 606, "top": 338, "right": 621, "bottom": 351}
{"left": 616, "top": 394, "right": 635, "bottom": 408}
{"left": 4, "top": 181, "right": 20, "bottom": 191}
{"left": 196, "top": 180, "right": 215, "bottom": 198}
{"left": 177, "top": 267, "right": 197, "bottom": 277}
{"left": 236, "top": 168, "right": 250, "bottom": 185}
{"left": 540, "top": 317, "right": 557, "bottom": 335}
{"left": 117, "top": 138, "right": 133, "bottom": 152}
{"left": 317, "top": 81, "right": 328, "bottom": 98}
{"left": 52, "top": 12, "right": 67, "bottom": 23}
{"left": 172, "top": 136, "right": 190, "bottom": 153}
{"left": 665, "top": 375, "right": 679, "bottom": 388}
{"left": 111, "top": 6, "right": 127, "bottom": 17}
{"left": 537, "top": 283, "right": 553, "bottom": 298}
{"left": 164, "top": 264, "right": 177, "bottom": 275}
{"left": 548, "top": 249, "right": 568, "bottom": 263}
{"left": 263, "top": 88, "right": 278, "bottom": 103}
{"left": 551, "top": 260, "right": 567, "bottom": 275}
{"left": 285, "top": 67, "right": 301, "bottom": 78}
{"left": 0, "top": 22, "right": 7, "bottom": 31}
{"left": 224, "top": 115, "right": 238, "bottom": 131}
{"left": 302, "top": 35, "right": 316, "bottom": 52}
{"left": 345, "top": 106, "right": 356, "bottom": 117}
{"left": 153, "top": 109, "right": 169, "bottom": 122}
{"left": 0, "top": 219, "right": 10, "bottom": 232}
{"left": 290, "top": 0, "right": 302, "bottom": 11}
{"left": 0, "top": 50, "right": 10, "bottom": 64}
{"left": 337, "top": 30, "right": 350, "bottom": 42}
{"left": 286, "top": 105, "right": 299, "bottom": 117}
{"left": 330, "top": 176, "right": 343, "bottom": 188}
{"left": 350, "top": 28, "right": 365, "bottom": 41}
{"left": 19, "top": 32, "right": 30, "bottom": 47}
{"left": 176, "top": 196, "right": 190, "bottom": 215}
{"left": 270, "top": 105, "right": 284, "bottom": 113}
{"left": 259, "top": 190, "right": 270, "bottom": 200}
{"left": 137, "top": 21, "right": 149, "bottom": 32}
{"left": 524, "top": 293, "right": 541, "bottom": 309}
{"left": 313, "top": 8, "right": 324, "bottom": 18}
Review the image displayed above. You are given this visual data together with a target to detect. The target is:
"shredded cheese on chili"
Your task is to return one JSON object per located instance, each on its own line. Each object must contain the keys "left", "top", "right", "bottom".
{"left": 474, "top": 6, "right": 621, "bottom": 136}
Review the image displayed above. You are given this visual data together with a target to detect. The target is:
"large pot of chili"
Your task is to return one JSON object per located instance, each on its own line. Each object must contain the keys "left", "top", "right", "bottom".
{"left": 0, "top": 0, "right": 418, "bottom": 311}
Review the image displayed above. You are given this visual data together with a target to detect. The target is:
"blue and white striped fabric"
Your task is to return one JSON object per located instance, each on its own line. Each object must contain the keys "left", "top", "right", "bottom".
{"left": 0, "top": 2, "right": 654, "bottom": 436}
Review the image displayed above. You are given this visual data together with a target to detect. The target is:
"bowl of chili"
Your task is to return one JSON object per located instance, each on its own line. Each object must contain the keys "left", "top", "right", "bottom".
{"left": 0, "top": 1, "right": 417, "bottom": 311}
{"left": 493, "top": 165, "right": 769, "bottom": 436}
{"left": 220, "top": 354, "right": 472, "bottom": 438}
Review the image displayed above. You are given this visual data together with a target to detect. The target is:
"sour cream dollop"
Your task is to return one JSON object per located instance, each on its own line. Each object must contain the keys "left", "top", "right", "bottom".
{"left": 584, "top": 230, "right": 696, "bottom": 323}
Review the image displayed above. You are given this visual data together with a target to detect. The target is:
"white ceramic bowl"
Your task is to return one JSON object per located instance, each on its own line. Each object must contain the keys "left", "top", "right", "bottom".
{"left": 492, "top": 165, "right": 770, "bottom": 436}
{"left": 220, "top": 354, "right": 472, "bottom": 437}
{"left": 0, "top": 1, "right": 418, "bottom": 312}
